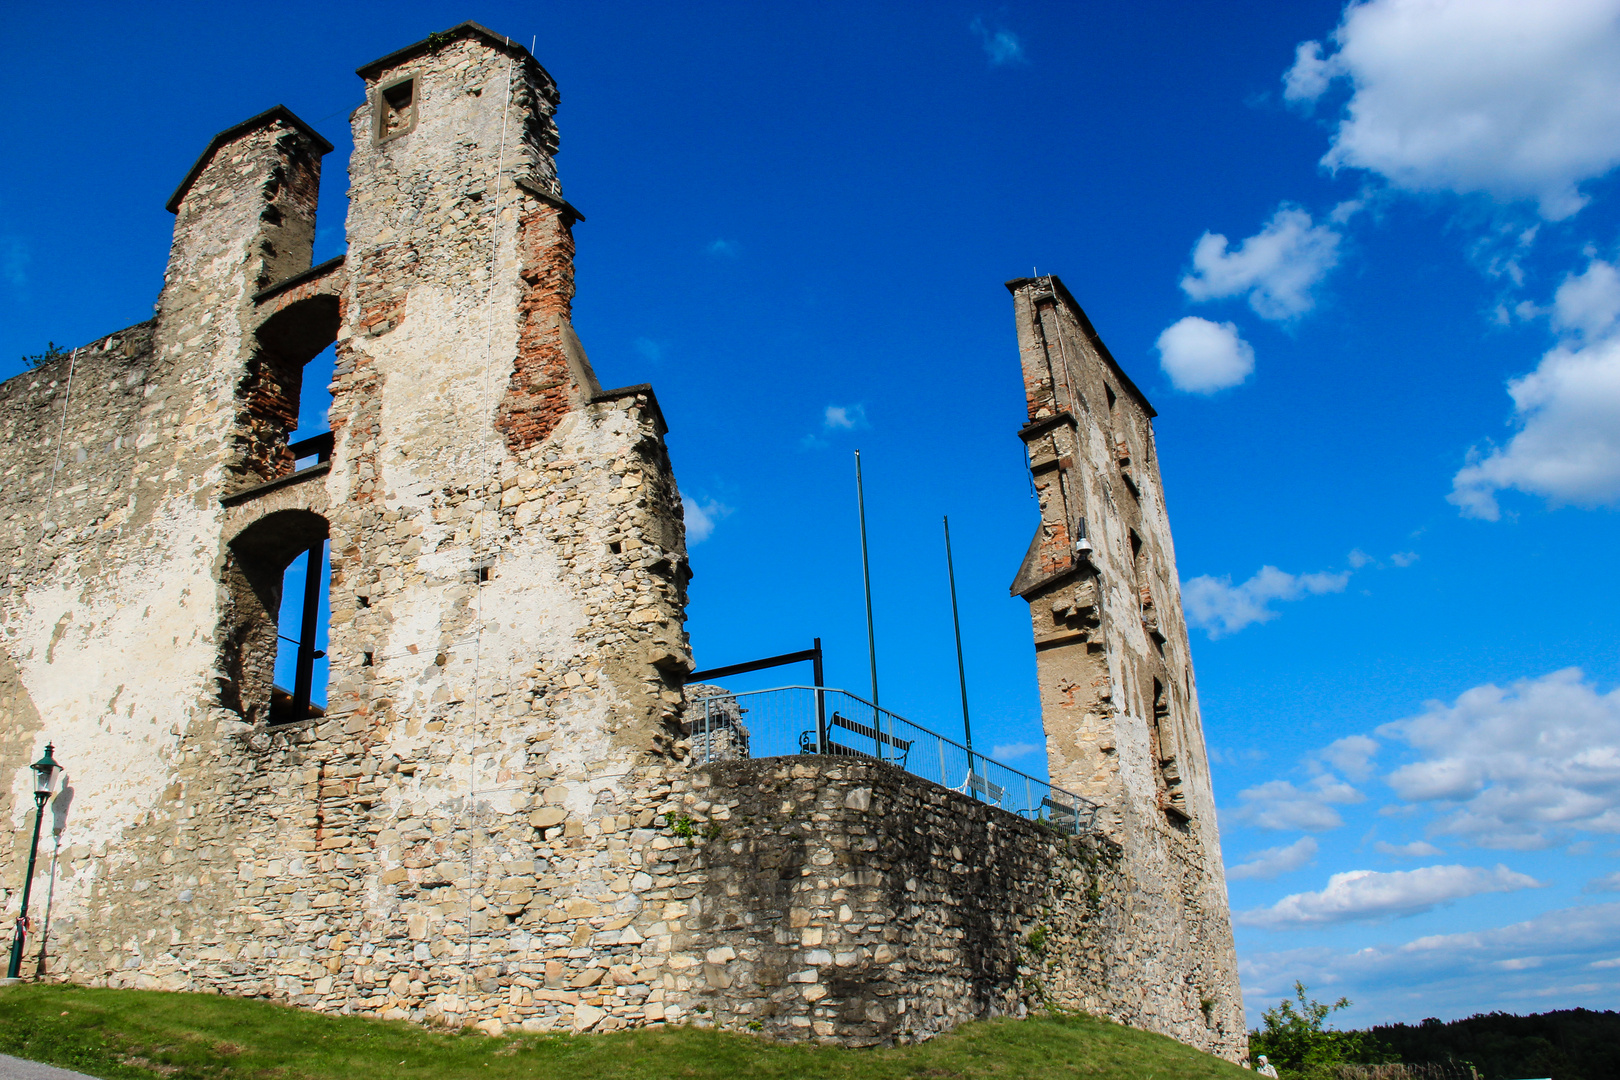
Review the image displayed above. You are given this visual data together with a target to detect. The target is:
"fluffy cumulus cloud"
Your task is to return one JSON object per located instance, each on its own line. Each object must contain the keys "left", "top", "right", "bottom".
{"left": 1286, "top": 0, "right": 1620, "bottom": 219}
{"left": 1155, "top": 317, "right": 1255, "bottom": 394}
{"left": 1230, "top": 837, "right": 1319, "bottom": 881}
{"left": 1182, "top": 565, "right": 1351, "bottom": 637}
{"left": 680, "top": 494, "right": 732, "bottom": 544}
{"left": 1377, "top": 667, "right": 1620, "bottom": 849}
{"left": 1240, "top": 901, "right": 1620, "bottom": 1023}
{"left": 1322, "top": 735, "right": 1380, "bottom": 780}
{"left": 1451, "top": 259, "right": 1620, "bottom": 518}
{"left": 1180, "top": 205, "right": 1343, "bottom": 320}
{"left": 1237, "top": 864, "right": 1543, "bottom": 928}
{"left": 1232, "top": 775, "right": 1364, "bottom": 832}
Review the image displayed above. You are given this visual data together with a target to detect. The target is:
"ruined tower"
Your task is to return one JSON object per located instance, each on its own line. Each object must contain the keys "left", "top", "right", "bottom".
{"left": 3, "top": 26, "right": 1241, "bottom": 1057}
{"left": 1, "top": 23, "right": 691, "bottom": 1027}
{"left": 1008, "top": 274, "right": 1243, "bottom": 1046}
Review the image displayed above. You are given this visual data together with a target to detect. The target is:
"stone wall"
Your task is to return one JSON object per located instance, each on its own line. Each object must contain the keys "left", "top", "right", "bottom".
{"left": 660, "top": 757, "right": 1244, "bottom": 1056}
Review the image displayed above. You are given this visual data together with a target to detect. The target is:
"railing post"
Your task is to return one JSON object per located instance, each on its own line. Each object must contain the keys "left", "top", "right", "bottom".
{"left": 813, "top": 642, "right": 827, "bottom": 756}
{"left": 1025, "top": 775, "right": 1032, "bottom": 819}
{"left": 704, "top": 697, "right": 712, "bottom": 764}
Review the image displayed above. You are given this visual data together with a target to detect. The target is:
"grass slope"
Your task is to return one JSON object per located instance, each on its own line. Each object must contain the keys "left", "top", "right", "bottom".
{"left": 0, "top": 984, "right": 1246, "bottom": 1080}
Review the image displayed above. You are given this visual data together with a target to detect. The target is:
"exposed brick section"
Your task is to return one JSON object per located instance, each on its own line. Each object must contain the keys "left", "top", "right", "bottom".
{"left": 497, "top": 199, "right": 579, "bottom": 452}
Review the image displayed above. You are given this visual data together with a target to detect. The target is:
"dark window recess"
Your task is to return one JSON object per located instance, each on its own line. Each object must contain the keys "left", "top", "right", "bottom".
{"left": 272, "top": 541, "right": 331, "bottom": 725}
{"left": 1105, "top": 384, "right": 1117, "bottom": 410}
{"left": 378, "top": 77, "right": 417, "bottom": 139}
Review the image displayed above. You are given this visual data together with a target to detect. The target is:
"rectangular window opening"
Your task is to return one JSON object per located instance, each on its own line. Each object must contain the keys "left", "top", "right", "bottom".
{"left": 377, "top": 76, "right": 418, "bottom": 141}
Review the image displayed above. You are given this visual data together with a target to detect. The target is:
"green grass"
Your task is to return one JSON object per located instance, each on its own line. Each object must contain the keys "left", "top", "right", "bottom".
{"left": 0, "top": 983, "right": 1249, "bottom": 1080}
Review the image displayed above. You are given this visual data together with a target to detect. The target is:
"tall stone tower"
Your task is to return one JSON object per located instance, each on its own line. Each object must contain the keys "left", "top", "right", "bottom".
{"left": 1, "top": 23, "right": 691, "bottom": 1026}
{"left": 1007, "top": 275, "right": 1243, "bottom": 1045}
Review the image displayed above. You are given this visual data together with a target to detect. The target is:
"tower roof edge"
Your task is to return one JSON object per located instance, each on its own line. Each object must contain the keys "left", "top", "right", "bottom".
{"left": 355, "top": 21, "right": 553, "bottom": 85}
{"left": 165, "top": 105, "right": 334, "bottom": 215}
{"left": 1006, "top": 274, "right": 1157, "bottom": 418}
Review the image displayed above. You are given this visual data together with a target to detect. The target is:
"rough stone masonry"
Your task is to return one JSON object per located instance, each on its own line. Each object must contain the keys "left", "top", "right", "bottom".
{"left": 0, "top": 22, "right": 1243, "bottom": 1059}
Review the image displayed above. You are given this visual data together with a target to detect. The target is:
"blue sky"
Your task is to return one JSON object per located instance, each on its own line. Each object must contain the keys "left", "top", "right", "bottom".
{"left": 4, "top": 0, "right": 1620, "bottom": 1029}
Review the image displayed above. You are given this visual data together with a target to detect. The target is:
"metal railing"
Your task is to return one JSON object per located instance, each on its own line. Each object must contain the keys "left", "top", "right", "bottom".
{"left": 686, "top": 685, "right": 1098, "bottom": 834}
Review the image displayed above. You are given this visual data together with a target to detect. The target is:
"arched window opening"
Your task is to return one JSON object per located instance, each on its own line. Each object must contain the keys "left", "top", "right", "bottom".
{"left": 221, "top": 510, "right": 331, "bottom": 727}
{"left": 287, "top": 341, "right": 337, "bottom": 473}
{"left": 241, "top": 296, "right": 339, "bottom": 486}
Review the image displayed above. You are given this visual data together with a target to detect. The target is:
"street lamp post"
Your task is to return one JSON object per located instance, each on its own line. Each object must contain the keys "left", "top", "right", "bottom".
{"left": 7, "top": 743, "right": 61, "bottom": 980}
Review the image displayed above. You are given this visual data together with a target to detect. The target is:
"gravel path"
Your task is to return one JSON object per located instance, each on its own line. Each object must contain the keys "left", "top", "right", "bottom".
{"left": 0, "top": 1056, "right": 100, "bottom": 1080}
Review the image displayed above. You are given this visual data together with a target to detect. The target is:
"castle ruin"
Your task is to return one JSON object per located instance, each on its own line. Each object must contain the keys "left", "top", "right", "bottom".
{"left": 1, "top": 23, "right": 1242, "bottom": 1057}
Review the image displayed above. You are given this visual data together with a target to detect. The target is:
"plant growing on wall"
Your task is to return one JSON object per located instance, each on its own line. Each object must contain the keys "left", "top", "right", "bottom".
{"left": 22, "top": 342, "right": 72, "bottom": 368}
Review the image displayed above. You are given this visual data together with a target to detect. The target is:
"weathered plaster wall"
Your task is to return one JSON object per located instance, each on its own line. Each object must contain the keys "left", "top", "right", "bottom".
{"left": 0, "top": 103, "right": 331, "bottom": 945}
{"left": 0, "top": 26, "right": 695, "bottom": 1034}
{"left": 1006, "top": 275, "right": 1244, "bottom": 1056}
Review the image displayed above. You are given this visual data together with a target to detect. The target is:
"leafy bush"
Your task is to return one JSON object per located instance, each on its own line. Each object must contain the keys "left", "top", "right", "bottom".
{"left": 1250, "top": 983, "right": 1385, "bottom": 1078}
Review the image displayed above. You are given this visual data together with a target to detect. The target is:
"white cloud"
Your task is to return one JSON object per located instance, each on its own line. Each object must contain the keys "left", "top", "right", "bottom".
{"left": 1451, "top": 260, "right": 1620, "bottom": 519}
{"left": 1584, "top": 871, "right": 1620, "bottom": 893}
{"left": 991, "top": 741, "right": 1040, "bottom": 760}
{"left": 705, "top": 239, "right": 739, "bottom": 257}
{"left": 1377, "top": 667, "right": 1620, "bottom": 849}
{"left": 1232, "top": 775, "right": 1364, "bottom": 832}
{"left": 1240, "top": 901, "right": 1620, "bottom": 1024}
{"left": 1230, "top": 837, "right": 1319, "bottom": 881}
{"left": 681, "top": 494, "right": 732, "bottom": 544}
{"left": 1374, "top": 840, "right": 1444, "bottom": 858}
{"left": 1322, "top": 735, "right": 1380, "bottom": 781}
{"left": 1155, "top": 317, "right": 1255, "bottom": 394}
{"left": 970, "top": 17, "right": 1026, "bottom": 67}
{"left": 1390, "top": 551, "right": 1419, "bottom": 567}
{"left": 822, "top": 403, "right": 867, "bottom": 430}
{"left": 1183, "top": 565, "right": 1351, "bottom": 637}
{"left": 1180, "top": 205, "right": 1342, "bottom": 320}
{"left": 1552, "top": 256, "right": 1620, "bottom": 338}
{"left": 1237, "top": 864, "right": 1543, "bottom": 928}
{"left": 1286, "top": 0, "right": 1620, "bottom": 220}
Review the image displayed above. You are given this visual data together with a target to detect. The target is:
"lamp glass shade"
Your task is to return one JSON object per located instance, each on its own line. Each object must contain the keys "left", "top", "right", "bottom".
{"left": 31, "top": 743, "right": 60, "bottom": 795}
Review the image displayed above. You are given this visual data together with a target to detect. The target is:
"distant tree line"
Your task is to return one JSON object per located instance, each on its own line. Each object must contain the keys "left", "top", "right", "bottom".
{"left": 1250, "top": 983, "right": 1618, "bottom": 1080}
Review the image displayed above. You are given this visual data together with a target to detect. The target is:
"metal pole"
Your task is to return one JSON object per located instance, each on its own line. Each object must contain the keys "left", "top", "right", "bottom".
{"left": 855, "top": 451, "right": 878, "bottom": 708}
{"left": 944, "top": 516, "right": 975, "bottom": 784}
{"left": 812, "top": 638, "right": 827, "bottom": 754}
{"left": 6, "top": 792, "right": 48, "bottom": 979}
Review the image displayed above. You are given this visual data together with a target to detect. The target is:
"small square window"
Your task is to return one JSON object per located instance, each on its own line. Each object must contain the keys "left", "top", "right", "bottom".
{"left": 376, "top": 75, "right": 418, "bottom": 142}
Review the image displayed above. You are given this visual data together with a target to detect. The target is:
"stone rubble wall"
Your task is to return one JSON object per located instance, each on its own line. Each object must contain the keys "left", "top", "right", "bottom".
{"left": 662, "top": 757, "right": 1245, "bottom": 1057}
